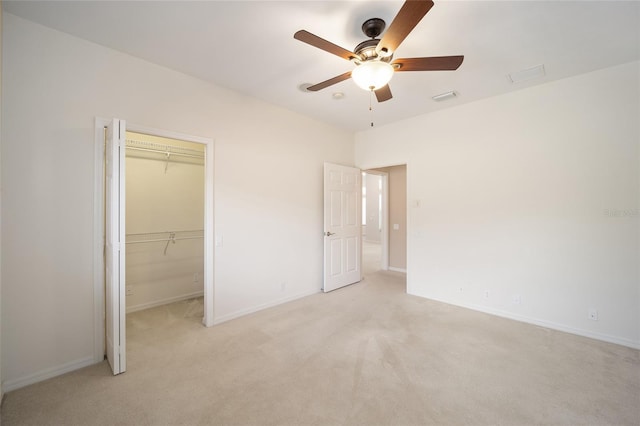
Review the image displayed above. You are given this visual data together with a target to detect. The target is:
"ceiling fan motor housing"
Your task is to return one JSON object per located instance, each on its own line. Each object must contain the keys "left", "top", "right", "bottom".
{"left": 355, "top": 19, "right": 392, "bottom": 63}
{"left": 354, "top": 39, "right": 393, "bottom": 63}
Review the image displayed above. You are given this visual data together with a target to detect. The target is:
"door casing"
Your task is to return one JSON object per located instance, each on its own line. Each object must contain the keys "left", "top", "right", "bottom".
{"left": 362, "top": 163, "right": 408, "bottom": 277}
{"left": 93, "top": 118, "right": 215, "bottom": 365}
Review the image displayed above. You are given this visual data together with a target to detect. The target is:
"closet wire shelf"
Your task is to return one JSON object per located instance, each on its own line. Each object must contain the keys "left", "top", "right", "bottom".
{"left": 125, "top": 139, "right": 205, "bottom": 160}
{"left": 126, "top": 230, "right": 204, "bottom": 255}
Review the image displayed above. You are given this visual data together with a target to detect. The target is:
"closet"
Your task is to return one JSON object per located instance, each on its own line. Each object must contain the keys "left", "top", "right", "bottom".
{"left": 124, "top": 131, "right": 205, "bottom": 313}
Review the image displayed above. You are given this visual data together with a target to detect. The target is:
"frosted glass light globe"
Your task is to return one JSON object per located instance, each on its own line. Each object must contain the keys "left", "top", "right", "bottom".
{"left": 352, "top": 61, "right": 394, "bottom": 91}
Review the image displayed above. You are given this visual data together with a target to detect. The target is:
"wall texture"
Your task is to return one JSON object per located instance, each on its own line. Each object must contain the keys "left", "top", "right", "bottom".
{"left": 1, "top": 14, "right": 354, "bottom": 390}
{"left": 356, "top": 61, "right": 640, "bottom": 348}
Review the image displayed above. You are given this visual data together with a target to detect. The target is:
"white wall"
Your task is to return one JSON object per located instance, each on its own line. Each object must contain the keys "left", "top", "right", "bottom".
{"left": 0, "top": 14, "right": 354, "bottom": 390}
{"left": 356, "top": 61, "right": 640, "bottom": 348}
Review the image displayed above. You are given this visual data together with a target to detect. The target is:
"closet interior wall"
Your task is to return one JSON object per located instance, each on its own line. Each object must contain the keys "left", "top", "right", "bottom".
{"left": 125, "top": 131, "right": 205, "bottom": 313}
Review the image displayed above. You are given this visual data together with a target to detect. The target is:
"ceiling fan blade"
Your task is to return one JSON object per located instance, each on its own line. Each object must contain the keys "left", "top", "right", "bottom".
{"left": 376, "top": 0, "right": 434, "bottom": 56}
{"left": 306, "top": 71, "right": 353, "bottom": 91}
{"left": 294, "top": 30, "right": 357, "bottom": 61}
{"left": 393, "top": 56, "right": 464, "bottom": 71}
{"left": 375, "top": 85, "right": 393, "bottom": 102}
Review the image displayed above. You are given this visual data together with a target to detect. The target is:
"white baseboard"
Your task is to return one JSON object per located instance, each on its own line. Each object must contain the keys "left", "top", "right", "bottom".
{"left": 388, "top": 266, "right": 407, "bottom": 273}
{"left": 418, "top": 294, "right": 640, "bottom": 350}
{"left": 3, "top": 290, "right": 318, "bottom": 393}
{"left": 126, "top": 291, "right": 204, "bottom": 314}
{"left": 214, "top": 289, "right": 320, "bottom": 325}
{"left": 2, "top": 356, "right": 97, "bottom": 393}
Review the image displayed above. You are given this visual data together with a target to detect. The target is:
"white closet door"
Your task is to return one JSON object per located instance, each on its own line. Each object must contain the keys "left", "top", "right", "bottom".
{"left": 323, "top": 162, "right": 362, "bottom": 292}
{"left": 105, "top": 118, "right": 126, "bottom": 375}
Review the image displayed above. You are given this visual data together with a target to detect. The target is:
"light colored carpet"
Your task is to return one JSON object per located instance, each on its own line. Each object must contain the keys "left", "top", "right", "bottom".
{"left": 2, "top": 242, "right": 639, "bottom": 425}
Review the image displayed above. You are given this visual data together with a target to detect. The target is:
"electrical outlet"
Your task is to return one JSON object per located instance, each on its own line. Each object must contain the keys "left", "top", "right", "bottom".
{"left": 458, "top": 287, "right": 464, "bottom": 293}
{"left": 588, "top": 309, "right": 599, "bottom": 321}
{"left": 126, "top": 287, "right": 133, "bottom": 296}
{"left": 484, "top": 290, "right": 490, "bottom": 299}
{"left": 193, "top": 272, "right": 199, "bottom": 283}
{"left": 512, "top": 295, "right": 521, "bottom": 305}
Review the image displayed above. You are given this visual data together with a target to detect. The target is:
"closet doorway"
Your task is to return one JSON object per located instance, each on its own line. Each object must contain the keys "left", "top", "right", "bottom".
{"left": 125, "top": 132, "right": 205, "bottom": 312}
{"left": 94, "top": 118, "right": 214, "bottom": 376}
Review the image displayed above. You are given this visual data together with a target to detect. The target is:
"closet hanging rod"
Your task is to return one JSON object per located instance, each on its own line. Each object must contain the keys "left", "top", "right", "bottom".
{"left": 125, "top": 229, "right": 204, "bottom": 245}
{"left": 126, "top": 229, "right": 204, "bottom": 237}
{"left": 125, "top": 145, "right": 205, "bottom": 160}
{"left": 125, "top": 235, "right": 204, "bottom": 245}
{"left": 125, "top": 139, "right": 205, "bottom": 159}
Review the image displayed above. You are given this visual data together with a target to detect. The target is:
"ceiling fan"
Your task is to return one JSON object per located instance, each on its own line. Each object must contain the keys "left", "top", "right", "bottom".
{"left": 294, "top": 0, "right": 464, "bottom": 102}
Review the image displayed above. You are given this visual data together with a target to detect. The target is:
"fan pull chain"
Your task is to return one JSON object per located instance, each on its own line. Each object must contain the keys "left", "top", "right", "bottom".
{"left": 369, "top": 89, "right": 374, "bottom": 127}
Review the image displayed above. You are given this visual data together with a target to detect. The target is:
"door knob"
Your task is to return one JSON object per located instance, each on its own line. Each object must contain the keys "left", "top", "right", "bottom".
{"left": 325, "top": 231, "right": 335, "bottom": 236}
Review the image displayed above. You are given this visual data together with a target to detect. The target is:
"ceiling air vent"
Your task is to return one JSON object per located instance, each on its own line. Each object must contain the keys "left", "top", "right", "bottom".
{"left": 432, "top": 91, "right": 457, "bottom": 102}
{"left": 508, "top": 64, "right": 545, "bottom": 83}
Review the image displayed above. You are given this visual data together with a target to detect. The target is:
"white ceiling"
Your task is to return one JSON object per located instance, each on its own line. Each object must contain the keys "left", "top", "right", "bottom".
{"left": 4, "top": 1, "right": 639, "bottom": 132}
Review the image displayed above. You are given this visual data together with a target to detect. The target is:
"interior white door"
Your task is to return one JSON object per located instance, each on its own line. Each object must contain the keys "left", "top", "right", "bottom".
{"left": 323, "top": 162, "right": 362, "bottom": 292}
{"left": 105, "top": 118, "right": 126, "bottom": 375}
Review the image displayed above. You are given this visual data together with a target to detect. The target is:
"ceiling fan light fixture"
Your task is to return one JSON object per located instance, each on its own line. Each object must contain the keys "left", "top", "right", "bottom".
{"left": 352, "top": 60, "right": 394, "bottom": 91}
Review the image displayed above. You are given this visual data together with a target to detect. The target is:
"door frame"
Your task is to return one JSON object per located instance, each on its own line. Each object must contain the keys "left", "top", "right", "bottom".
{"left": 363, "top": 163, "right": 409, "bottom": 277}
{"left": 93, "top": 117, "right": 215, "bottom": 363}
